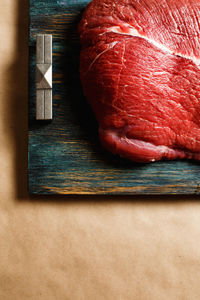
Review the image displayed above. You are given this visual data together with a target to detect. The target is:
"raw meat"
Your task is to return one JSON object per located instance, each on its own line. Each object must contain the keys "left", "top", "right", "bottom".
{"left": 79, "top": 0, "right": 200, "bottom": 162}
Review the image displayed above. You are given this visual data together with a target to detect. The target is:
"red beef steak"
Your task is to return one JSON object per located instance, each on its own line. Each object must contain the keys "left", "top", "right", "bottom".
{"left": 79, "top": 0, "right": 200, "bottom": 162}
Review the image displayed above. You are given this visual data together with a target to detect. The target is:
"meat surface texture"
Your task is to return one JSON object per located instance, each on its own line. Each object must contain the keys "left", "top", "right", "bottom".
{"left": 79, "top": 0, "right": 200, "bottom": 162}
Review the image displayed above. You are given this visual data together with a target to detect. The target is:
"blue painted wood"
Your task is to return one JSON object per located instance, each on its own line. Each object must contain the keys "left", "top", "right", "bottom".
{"left": 29, "top": 0, "right": 200, "bottom": 194}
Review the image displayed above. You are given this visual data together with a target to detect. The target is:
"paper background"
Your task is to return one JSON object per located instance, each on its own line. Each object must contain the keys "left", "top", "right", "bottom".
{"left": 1, "top": 0, "right": 200, "bottom": 299}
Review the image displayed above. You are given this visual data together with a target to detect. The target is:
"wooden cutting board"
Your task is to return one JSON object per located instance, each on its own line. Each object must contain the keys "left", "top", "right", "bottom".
{"left": 29, "top": 0, "right": 200, "bottom": 195}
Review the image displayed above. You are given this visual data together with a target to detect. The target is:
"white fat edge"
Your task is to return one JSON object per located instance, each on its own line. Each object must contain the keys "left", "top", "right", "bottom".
{"left": 102, "top": 25, "right": 200, "bottom": 65}
{"left": 103, "top": 129, "right": 184, "bottom": 156}
{"left": 123, "top": 136, "right": 177, "bottom": 154}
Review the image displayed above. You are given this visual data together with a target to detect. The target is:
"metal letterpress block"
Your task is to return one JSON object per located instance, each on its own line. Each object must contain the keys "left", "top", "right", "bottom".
{"left": 36, "top": 34, "right": 52, "bottom": 120}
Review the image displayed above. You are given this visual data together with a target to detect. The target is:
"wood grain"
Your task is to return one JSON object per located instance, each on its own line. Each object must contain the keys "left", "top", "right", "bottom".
{"left": 29, "top": 0, "right": 200, "bottom": 195}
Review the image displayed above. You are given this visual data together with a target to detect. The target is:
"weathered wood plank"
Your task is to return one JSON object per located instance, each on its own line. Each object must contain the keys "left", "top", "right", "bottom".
{"left": 29, "top": 0, "right": 200, "bottom": 195}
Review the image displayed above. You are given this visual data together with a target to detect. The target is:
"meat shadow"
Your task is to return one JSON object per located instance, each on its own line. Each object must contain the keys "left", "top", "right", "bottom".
{"left": 58, "top": 11, "right": 98, "bottom": 143}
